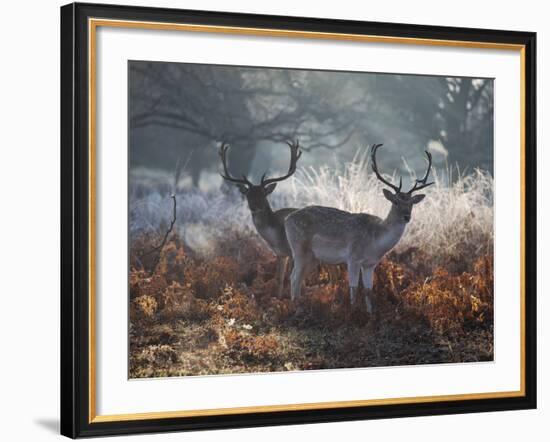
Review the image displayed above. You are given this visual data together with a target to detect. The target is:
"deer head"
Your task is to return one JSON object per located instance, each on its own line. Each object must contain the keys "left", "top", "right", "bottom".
{"left": 219, "top": 140, "right": 302, "bottom": 213}
{"left": 371, "top": 143, "right": 433, "bottom": 223}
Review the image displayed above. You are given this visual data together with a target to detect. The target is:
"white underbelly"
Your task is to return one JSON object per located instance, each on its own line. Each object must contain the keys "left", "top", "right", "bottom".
{"left": 311, "top": 235, "right": 348, "bottom": 264}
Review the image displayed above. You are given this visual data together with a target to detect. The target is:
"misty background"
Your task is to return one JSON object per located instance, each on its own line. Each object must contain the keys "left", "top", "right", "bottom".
{"left": 128, "top": 61, "right": 494, "bottom": 257}
{"left": 129, "top": 61, "right": 494, "bottom": 192}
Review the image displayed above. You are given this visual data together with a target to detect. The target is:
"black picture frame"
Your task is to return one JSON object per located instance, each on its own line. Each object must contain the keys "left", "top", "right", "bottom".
{"left": 61, "top": 2, "right": 537, "bottom": 438}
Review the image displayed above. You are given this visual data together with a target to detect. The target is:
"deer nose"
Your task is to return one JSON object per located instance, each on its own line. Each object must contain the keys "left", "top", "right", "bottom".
{"left": 403, "top": 214, "right": 411, "bottom": 222}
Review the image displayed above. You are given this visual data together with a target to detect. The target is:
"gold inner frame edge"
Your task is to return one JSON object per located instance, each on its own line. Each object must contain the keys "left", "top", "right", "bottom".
{"left": 87, "top": 17, "right": 527, "bottom": 424}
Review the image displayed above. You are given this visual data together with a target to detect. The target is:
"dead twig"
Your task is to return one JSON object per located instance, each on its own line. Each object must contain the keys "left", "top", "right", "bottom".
{"left": 140, "top": 153, "right": 185, "bottom": 273}
{"left": 140, "top": 194, "right": 177, "bottom": 272}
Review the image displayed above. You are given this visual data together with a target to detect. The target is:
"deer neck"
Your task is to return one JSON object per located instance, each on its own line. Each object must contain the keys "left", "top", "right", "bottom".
{"left": 379, "top": 205, "right": 407, "bottom": 251}
{"left": 250, "top": 199, "right": 275, "bottom": 227}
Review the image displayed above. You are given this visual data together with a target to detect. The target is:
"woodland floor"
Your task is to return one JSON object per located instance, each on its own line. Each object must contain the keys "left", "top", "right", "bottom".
{"left": 129, "top": 232, "right": 494, "bottom": 378}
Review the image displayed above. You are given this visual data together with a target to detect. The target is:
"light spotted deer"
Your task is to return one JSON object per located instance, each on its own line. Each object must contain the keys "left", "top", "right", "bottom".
{"left": 284, "top": 143, "right": 433, "bottom": 312}
{"left": 219, "top": 140, "right": 302, "bottom": 298}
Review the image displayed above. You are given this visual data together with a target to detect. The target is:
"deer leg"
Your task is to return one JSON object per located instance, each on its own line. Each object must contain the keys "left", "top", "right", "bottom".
{"left": 347, "top": 262, "right": 361, "bottom": 306}
{"left": 290, "top": 258, "right": 305, "bottom": 302}
{"left": 276, "top": 256, "right": 288, "bottom": 298}
{"left": 290, "top": 250, "right": 315, "bottom": 302}
{"left": 361, "top": 265, "right": 375, "bottom": 314}
{"left": 285, "top": 218, "right": 312, "bottom": 303}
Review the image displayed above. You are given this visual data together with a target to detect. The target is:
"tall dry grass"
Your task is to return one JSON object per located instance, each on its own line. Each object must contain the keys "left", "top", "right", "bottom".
{"left": 130, "top": 148, "right": 493, "bottom": 262}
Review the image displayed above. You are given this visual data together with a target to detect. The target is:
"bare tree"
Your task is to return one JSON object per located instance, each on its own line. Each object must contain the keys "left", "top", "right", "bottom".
{"left": 129, "top": 62, "right": 361, "bottom": 184}
{"left": 353, "top": 74, "right": 493, "bottom": 173}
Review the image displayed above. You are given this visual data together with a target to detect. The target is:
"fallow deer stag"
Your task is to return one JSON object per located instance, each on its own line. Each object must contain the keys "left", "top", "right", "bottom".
{"left": 284, "top": 143, "right": 433, "bottom": 312}
{"left": 219, "top": 140, "right": 303, "bottom": 298}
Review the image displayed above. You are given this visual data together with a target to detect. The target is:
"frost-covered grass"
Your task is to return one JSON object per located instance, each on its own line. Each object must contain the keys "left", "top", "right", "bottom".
{"left": 130, "top": 148, "right": 493, "bottom": 261}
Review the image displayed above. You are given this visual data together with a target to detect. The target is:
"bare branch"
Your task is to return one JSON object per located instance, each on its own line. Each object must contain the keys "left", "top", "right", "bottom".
{"left": 140, "top": 194, "right": 177, "bottom": 273}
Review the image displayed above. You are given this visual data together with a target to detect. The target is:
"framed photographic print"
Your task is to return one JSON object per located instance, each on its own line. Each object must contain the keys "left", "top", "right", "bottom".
{"left": 60, "top": 2, "right": 537, "bottom": 438}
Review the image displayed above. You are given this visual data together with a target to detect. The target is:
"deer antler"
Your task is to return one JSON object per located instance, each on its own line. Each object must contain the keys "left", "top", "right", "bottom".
{"left": 371, "top": 144, "right": 402, "bottom": 194}
{"left": 407, "top": 151, "right": 434, "bottom": 194}
{"left": 260, "top": 140, "right": 303, "bottom": 187}
{"left": 219, "top": 142, "right": 253, "bottom": 187}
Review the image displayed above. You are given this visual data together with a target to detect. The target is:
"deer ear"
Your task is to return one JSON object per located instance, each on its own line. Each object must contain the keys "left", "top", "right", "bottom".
{"left": 411, "top": 194, "right": 426, "bottom": 204}
{"left": 382, "top": 189, "right": 396, "bottom": 203}
{"left": 237, "top": 184, "right": 248, "bottom": 195}
{"left": 263, "top": 183, "right": 277, "bottom": 195}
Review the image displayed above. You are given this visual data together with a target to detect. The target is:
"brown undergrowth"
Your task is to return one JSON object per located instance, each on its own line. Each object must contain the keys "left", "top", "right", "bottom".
{"left": 129, "top": 231, "right": 493, "bottom": 378}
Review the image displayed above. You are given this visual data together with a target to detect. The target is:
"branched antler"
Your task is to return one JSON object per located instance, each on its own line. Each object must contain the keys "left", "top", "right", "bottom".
{"left": 218, "top": 142, "right": 253, "bottom": 187}
{"left": 260, "top": 140, "right": 302, "bottom": 187}
{"left": 371, "top": 143, "right": 402, "bottom": 194}
{"left": 407, "top": 151, "right": 434, "bottom": 194}
{"left": 371, "top": 144, "right": 434, "bottom": 194}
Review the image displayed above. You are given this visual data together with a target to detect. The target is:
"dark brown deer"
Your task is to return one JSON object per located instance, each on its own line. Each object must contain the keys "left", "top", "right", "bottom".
{"left": 284, "top": 143, "right": 433, "bottom": 312}
{"left": 219, "top": 141, "right": 302, "bottom": 297}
